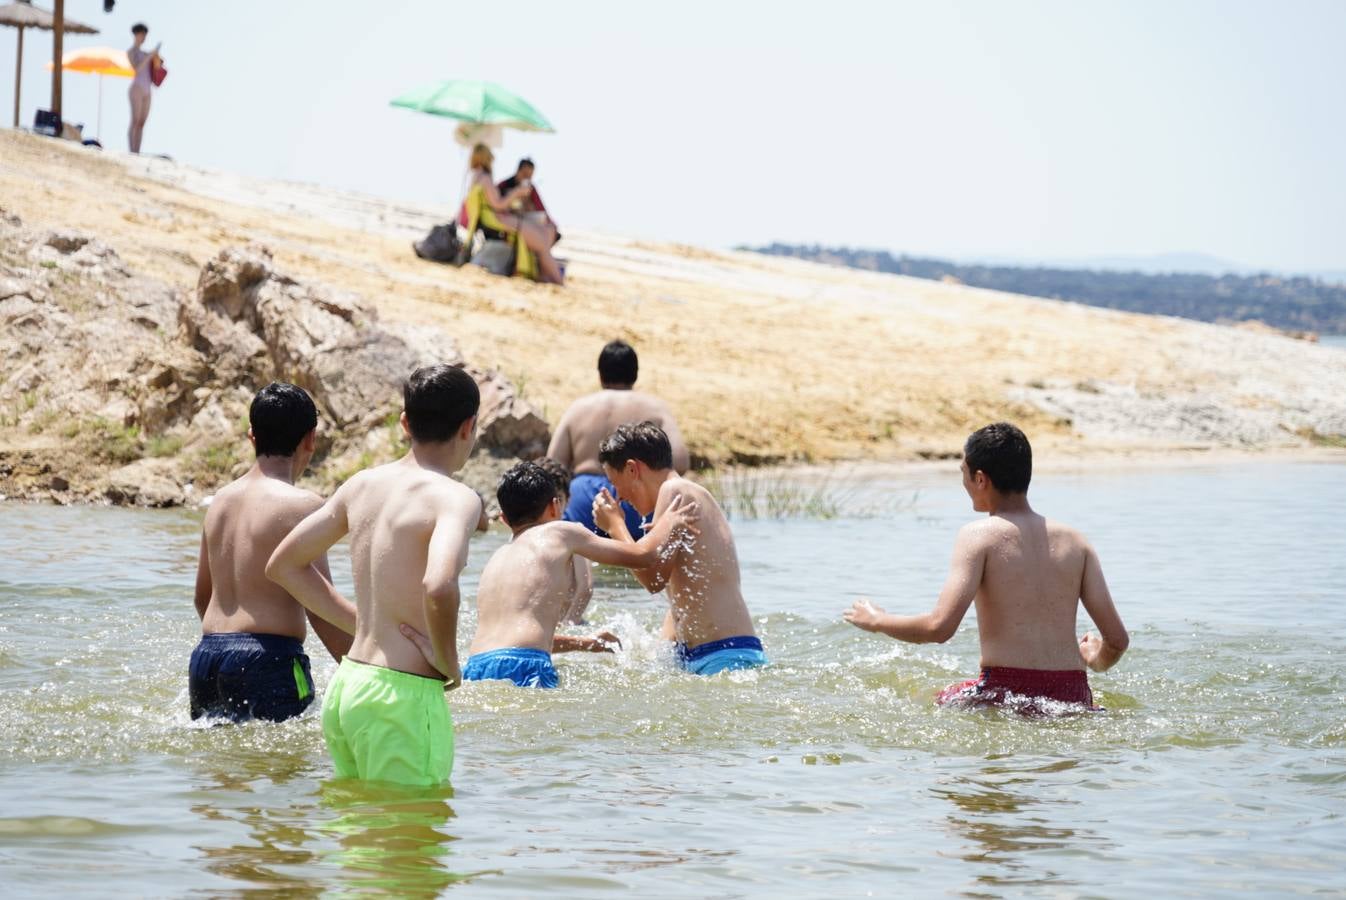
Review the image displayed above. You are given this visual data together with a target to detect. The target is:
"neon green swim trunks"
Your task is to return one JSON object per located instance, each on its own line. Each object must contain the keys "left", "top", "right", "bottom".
{"left": 321, "top": 657, "right": 454, "bottom": 787}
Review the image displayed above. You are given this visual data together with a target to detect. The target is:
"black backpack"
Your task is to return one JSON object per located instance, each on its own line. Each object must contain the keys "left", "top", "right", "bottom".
{"left": 412, "top": 224, "right": 465, "bottom": 265}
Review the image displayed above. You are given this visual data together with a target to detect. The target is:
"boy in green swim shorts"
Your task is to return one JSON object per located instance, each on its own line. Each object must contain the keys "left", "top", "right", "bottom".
{"left": 268, "top": 365, "right": 483, "bottom": 786}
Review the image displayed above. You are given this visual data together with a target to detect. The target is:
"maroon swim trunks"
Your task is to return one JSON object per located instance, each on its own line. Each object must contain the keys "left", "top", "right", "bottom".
{"left": 936, "top": 666, "right": 1098, "bottom": 712}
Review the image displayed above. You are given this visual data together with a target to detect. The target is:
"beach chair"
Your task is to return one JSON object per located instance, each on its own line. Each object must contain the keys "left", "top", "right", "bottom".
{"left": 461, "top": 184, "right": 539, "bottom": 280}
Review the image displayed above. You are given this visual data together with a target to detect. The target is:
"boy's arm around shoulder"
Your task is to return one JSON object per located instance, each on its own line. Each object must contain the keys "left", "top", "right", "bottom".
{"left": 1078, "top": 538, "right": 1129, "bottom": 672}
{"left": 291, "top": 490, "right": 353, "bottom": 662}
{"left": 844, "top": 521, "right": 987, "bottom": 643}
{"left": 421, "top": 485, "right": 483, "bottom": 690}
{"left": 265, "top": 479, "right": 359, "bottom": 635}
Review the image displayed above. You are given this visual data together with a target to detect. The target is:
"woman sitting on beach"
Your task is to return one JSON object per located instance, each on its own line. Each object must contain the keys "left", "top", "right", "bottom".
{"left": 467, "top": 144, "right": 565, "bottom": 284}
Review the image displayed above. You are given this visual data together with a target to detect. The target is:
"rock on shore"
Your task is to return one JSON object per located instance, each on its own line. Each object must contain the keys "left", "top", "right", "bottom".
{"left": 0, "top": 210, "right": 548, "bottom": 507}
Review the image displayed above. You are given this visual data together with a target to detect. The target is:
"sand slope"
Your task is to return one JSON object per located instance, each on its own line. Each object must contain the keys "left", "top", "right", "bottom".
{"left": 4, "top": 130, "right": 1343, "bottom": 463}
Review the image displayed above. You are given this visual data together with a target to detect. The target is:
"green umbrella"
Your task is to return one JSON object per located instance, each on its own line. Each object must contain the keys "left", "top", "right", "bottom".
{"left": 390, "top": 79, "right": 555, "bottom": 133}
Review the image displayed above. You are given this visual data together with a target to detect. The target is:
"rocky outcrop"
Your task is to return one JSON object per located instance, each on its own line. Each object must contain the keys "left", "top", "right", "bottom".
{"left": 0, "top": 211, "right": 549, "bottom": 506}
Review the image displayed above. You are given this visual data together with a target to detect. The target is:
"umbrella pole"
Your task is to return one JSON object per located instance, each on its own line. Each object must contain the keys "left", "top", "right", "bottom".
{"left": 52, "top": 0, "right": 64, "bottom": 121}
{"left": 97, "top": 75, "right": 102, "bottom": 142}
{"left": 13, "top": 27, "right": 22, "bottom": 129}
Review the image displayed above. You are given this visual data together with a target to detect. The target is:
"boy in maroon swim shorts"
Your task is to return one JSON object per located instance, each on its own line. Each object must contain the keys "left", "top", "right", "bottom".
{"left": 843, "top": 423, "right": 1130, "bottom": 712}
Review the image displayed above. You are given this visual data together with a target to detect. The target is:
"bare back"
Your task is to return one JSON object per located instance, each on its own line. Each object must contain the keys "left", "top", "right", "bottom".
{"left": 339, "top": 459, "right": 481, "bottom": 677}
{"left": 655, "top": 476, "right": 755, "bottom": 647}
{"left": 971, "top": 512, "right": 1097, "bottom": 670}
{"left": 201, "top": 469, "right": 322, "bottom": 639}
{"left": 470, "top": 524, "right": 579, "bottom": 654}
{"left": 548, "top": 390, "right": 687, "bottom": 476}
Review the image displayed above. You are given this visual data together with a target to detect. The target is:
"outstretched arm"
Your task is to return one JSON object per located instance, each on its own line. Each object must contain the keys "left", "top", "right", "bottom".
{"left": 552, "top": 631, "right": 621, "bottom": 654}
{"left": 1078, "top": 544, "right": 1129, "bottom": 671}
{"left": 844, "top": 524, "right": 985, "bottom": 643}
{"left": 572, "top": 493, "right": 697, "bottom": 569}
{"left": 193, "top": 531, "right": 212, "bottom": 620}
{"left": 420, "top": 492, "right": 482, "bottom": 689}
{"left": 265, "top": 490, "right": 358, "bottom": 635}
{"left": 590, "top": 488, "right": 689, "bottom": 591}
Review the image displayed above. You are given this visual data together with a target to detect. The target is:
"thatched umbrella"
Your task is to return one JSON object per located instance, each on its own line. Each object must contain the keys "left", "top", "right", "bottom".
{"left": 0, "top": 0, "right": 98, "bottom": 127}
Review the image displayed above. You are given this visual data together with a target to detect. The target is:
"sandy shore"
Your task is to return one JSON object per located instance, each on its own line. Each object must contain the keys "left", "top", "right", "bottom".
{"left": 3, "top": 130, "right": 1344, "bottom": 466}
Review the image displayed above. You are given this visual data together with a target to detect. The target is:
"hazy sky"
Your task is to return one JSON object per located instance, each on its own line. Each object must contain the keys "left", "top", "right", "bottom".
{"left": 4, "top": 0, "right": 1343, "bottom": 272}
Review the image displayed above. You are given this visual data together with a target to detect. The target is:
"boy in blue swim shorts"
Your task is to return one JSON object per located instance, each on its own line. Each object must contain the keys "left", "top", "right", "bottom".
{"left": 406, "top": 461, "right": 700, "bottom": 689}
{"left": 545, "top": 340, "right": 690, "bottom": 538}
{"left": 594, "top": 422, "right": 768, "bottom": 676}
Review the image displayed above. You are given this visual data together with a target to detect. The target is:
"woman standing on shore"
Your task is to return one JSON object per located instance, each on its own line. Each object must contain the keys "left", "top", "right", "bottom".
{"left": 126, "top": 23, "right": 160, "bottom": 154}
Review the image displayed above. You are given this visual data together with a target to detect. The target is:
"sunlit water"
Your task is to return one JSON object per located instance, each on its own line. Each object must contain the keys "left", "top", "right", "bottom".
{"left": 1, "top": 460, "right": 1344, "bottom": 897}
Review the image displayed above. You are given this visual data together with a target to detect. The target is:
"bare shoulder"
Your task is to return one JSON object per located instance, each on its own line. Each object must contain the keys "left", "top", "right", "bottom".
{"left": 659, "top": 474, "right": 704, "bottom": 500}
{"left": 273, "top": 483, "right": 326, "bottom": 522}
{"left": 956, "top": 518, "right": 1004, "bottom": 549}
{"left": 534, "top": 521, "right": 584, "bottom": 553}
{"left": 436, "top": 477, "right": 484, "bottom": 515}
{"left": 1045, "top": 517, "right": 1092, "bottom": 552}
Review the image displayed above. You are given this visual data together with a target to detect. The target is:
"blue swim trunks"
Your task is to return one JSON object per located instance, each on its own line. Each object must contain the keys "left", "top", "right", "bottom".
{"left": 462, "top": 647, "right": 560, "bottom": 688}
{"left": 188, "top": 632, "right": 314, "bottom": 722}
{"left": 675, "top": 635, "right": 768, "bottom": 676}
{"left": 564, "top": 473, "right": 646, "bottom": 538}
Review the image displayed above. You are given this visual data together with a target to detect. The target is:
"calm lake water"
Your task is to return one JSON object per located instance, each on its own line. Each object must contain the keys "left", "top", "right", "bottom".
{"left": 2, "top": 459, "right": 1345, "bottom": 897}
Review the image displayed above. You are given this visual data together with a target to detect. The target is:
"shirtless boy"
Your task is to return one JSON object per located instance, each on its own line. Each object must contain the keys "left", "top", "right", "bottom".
{"left": 547, "top": 340, "right": 689, "bottom": 538}
{"left": 267, "top": 365, "right": 483, "bottom": 786}
{"left": 419, "top": 461, "right": 698, "bottom": 688}
{"left": 534, "top": 456, "right": 593, "bottom": 623}
{"left": 595, "top": 422, "right": 767, "bottom": 675}
{"left": 843, "top": 422, "right": 1129, "bottom": 709}
{"left": 189, "top": 382, "right": 353, "bottom": 723}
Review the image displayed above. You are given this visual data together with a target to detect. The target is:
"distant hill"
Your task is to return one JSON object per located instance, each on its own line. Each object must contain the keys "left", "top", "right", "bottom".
{"left": 745, "top": 244, "right": 1346, "bottom": 334}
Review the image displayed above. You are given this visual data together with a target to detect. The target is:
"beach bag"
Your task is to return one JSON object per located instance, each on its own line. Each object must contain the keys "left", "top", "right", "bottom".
{"left": 413, "top": 223, "right": 463, "bottom": 265}
{"left": 151, "top": 62, "right": 168, "bottom": 87}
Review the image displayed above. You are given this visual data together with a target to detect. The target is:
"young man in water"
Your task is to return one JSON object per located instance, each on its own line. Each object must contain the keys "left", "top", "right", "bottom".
{"left": 190, "top": 382, "right": 354, "bottom": 723}
{"left": 406, "top": 461, "right": 698, "bottom": 688}
{"left": 844, "top": 422, "right": 1130, "bottom": 710}
{"left": 547, "top": 340, "right": 689, "bottom": 538}
{"left": 595, "top": 422, "right": 767, "bottom": 675}
{"left": 267, "top": 365, "right": 483, "bottom": 786}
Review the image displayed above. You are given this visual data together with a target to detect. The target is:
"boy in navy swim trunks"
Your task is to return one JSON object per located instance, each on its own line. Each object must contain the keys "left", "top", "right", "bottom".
{"left": 596, "top": 422, "right": 768, "bottom": 675}
{"left": 189, "top": 383, "right": 354, "bottom": 723}
{"left": 843, "top": 422, "right": 1130, "bottom": 711}
{"left": 405, "top": 461, "right": 699, "bottom": 688}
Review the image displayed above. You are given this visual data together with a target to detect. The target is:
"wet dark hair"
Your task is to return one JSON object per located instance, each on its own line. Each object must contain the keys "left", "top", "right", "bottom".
{"left": 403, "top": 365, "right": 480, "bottom": 444}
{"left": 131, "top": 23, "right": 148, "bottom": 35}
{"left": 516, "top": 158, "right": 534, "bottom": 172}
{"left": 598, "top": 421, "right": 672, "bottom": 471}
{"left": 964, "top": 422, "right": 1032, "bottom": 494}
{"left": 533, "top": 456, "right": 572, "bottom": 501}
{"left": 497, "top": 461, "right": 557, "bottom": 526}
{"left": 249, "top": 382, "right": 317, "bottom": 458}
{"left": 598, "top": 340, "right": 638, "bottom": 386}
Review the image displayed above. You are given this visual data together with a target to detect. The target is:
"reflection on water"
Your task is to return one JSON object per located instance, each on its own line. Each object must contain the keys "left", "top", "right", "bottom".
{"left": 317, "top": 781, "right": 475, "bottom": 897}
{"left": 1, "top": 460, "right": 1345, "bottom": 895}
{"left": 934, "top": 758, "right": 1106, "bottom": 894}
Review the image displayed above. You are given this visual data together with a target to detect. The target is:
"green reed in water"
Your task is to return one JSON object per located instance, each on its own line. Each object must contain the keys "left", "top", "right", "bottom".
{"left": 695, "top": 466, "right": 917, "bottom": 520}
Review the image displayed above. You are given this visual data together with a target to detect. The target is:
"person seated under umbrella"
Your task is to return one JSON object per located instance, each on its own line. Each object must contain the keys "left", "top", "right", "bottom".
{"left": 497, "top": 158, "right": 561, "bottom": 246}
